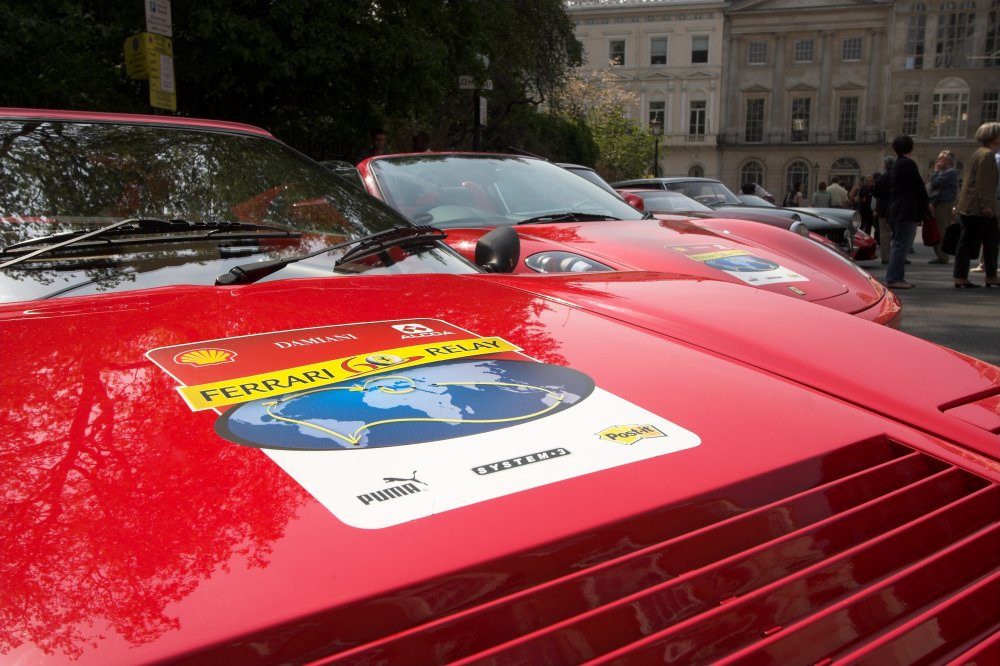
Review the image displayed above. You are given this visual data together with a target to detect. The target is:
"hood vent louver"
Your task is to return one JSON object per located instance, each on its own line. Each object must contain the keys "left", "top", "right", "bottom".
{"left": 322, "top": 439, "right": 999, "bottom": 665}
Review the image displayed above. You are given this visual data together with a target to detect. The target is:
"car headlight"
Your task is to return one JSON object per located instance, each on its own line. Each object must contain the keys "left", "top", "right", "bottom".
{"left": 525, "top": 251, "right": 614, "bottom": 273}
{"left": 789, "top": 220, "right": 811, "bottom": 237}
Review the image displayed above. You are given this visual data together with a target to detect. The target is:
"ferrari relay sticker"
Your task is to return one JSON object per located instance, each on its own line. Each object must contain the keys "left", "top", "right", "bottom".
{"left": 147, "top": 319, "right": 700, "bottom": 529}
{"left": 669, "top": 243, "right": 808, "bottom": 286}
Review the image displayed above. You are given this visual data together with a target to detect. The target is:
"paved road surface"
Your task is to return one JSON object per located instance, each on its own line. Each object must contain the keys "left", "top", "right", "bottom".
{"left": 855, "top": 235, "right": 999, "bottom": 367}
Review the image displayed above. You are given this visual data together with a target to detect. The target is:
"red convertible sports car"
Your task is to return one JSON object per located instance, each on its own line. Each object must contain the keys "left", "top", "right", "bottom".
{"left": 358, "top": 153, "right": 900, "bottom": 327}
{"left": 3, "top": 110, "right": 999, "bottom": 665}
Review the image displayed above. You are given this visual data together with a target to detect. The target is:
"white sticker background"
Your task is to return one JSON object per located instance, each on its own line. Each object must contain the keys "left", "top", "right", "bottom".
{"left": 264, "top": 387, "right": 700, "bottom": 529}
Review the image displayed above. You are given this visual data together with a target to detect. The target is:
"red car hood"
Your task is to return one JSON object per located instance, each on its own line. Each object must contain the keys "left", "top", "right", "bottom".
{"left": 444, "top": 219, "right": 887, "bottom": 315}
{"left": 2, "top": 273, "right": 998, "bottom": 664}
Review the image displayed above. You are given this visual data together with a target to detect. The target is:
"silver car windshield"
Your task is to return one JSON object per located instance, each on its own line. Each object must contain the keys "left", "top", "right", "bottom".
{"left": 369, "top": 154, "right": 642, "bottom": 228}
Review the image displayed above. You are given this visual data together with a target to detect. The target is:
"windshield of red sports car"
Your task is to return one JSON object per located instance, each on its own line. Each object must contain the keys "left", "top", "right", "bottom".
{"left": 0, "top": 117, "right": 473, "bottom": 303}
{"left": 368, "top": 154, "right": 643, "bottom": 228}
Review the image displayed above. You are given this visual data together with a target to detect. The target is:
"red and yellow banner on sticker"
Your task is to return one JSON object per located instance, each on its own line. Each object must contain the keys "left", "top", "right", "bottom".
{"left": 176, "top": 337, "right": 518, "bottom": 411}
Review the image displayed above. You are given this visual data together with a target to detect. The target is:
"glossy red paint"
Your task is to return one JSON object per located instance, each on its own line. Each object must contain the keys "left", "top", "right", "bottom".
{"left": 1, "top": 273, "right": 998, "bottom": 664}
{"left": 4, "top": 112, "right": 999, "bottom": 665}
{"left": 359, "top": 154, "right": 900, "bottom": 328}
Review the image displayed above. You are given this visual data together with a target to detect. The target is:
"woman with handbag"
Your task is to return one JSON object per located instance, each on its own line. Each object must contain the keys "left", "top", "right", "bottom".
{"left": 953, "top": 122, "right": 1000, "bottom": 289}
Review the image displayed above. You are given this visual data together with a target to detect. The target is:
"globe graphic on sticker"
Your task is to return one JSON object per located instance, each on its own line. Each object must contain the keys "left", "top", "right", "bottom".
{"left": 704, "top": 254, "right": 779, "bottom": 272}
{"left": 216, "top": 359, "right": 594, "bottom": 450}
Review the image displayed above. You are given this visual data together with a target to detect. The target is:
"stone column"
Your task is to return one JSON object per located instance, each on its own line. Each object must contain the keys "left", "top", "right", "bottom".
{"left": 866, "top": 29, "right": 883, "bottom": 138}
{"left": 818, "top": 31, "right": 833, "bottom": 139}
{"left": 771, "top": 35, "right": 786, "bottom": 143}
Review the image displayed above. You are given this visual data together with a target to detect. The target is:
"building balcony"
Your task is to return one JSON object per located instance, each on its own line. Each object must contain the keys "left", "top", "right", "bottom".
{"left": 717, "top": 129, "right": 887, "bottom": 146}
{"left": 662, "top": 133, "right": 718, "bottom": 146}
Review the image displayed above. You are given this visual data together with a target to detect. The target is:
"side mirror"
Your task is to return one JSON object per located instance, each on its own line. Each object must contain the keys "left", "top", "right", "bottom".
{"left": 475, "top": 225, "right": 520, "bottom": 273}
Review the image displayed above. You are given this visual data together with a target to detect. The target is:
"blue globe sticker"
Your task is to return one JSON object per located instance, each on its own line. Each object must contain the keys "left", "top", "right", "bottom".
{"left": 216, "top": 359, "right": 595, "bottom": 450}
{"left": 703, "top": 254, "right": 780, "bottom": 272}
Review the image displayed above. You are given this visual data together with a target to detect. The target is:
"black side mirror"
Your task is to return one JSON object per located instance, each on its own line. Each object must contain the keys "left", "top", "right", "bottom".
{"left": 475, "top": 225, "right": 520, "bottom": 273}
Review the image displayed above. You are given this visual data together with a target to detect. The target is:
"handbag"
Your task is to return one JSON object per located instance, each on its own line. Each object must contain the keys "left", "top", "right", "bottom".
{"left": 922, "top": 216, "right": 941, "bottom": 246}
{"left": 941, "top": 222, "right": 961, "bottom": 255}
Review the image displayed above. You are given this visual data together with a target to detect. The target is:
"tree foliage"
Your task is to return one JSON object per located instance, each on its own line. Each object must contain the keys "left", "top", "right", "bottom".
{"left": 0, "top": 0, "right": 585, "bottom": 161}
{"left": 549, "top": 69, "right": 660, "bottom": 181}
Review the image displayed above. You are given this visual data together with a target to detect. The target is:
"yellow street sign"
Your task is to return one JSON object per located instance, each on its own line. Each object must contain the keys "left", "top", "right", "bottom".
{"left": 123, "top": 32, "right": 176, "bottom": 111}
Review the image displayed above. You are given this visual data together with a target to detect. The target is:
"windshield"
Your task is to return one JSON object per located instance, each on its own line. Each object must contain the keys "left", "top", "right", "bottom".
{"left": 369, "top": 154, "right": 643, "bottom": 228}
{"left": 0, "top": 117, "right": 473, "bottom": 303}
{"left": 631, "top": 191, "right": 713, "bottom": 213}
{"left": 660, "top": 180, "right": 743, "bottom": 207}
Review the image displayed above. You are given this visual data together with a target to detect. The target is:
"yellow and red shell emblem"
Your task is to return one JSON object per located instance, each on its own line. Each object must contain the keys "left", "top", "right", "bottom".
{"left": 173, "top": 348, "right": 237, "bottom": 367}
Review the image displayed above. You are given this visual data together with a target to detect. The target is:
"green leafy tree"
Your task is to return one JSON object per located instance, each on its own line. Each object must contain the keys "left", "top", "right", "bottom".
{"left": 550, "top": 69, "right": 660, "bottom": 181}
{"left": 0, "top": 0, "right": 583, "bottom": 161}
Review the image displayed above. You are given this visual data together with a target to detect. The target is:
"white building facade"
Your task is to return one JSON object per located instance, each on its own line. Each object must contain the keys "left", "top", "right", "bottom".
{"left": 566, "top": 0, "right": 726, "bottom": 178}
{"left": 567, "top": 0, "right": 1000, "bottom": 197}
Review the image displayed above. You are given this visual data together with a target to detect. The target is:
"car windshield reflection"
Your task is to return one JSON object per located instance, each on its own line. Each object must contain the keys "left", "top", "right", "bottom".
{"left": 369, "top": 154, "right": 642, "bottom": 228}
{"left": 0, "top": 119, "right": 474, "bottom": 302}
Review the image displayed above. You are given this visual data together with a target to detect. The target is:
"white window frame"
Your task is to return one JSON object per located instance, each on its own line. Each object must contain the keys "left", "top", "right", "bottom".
{"left": 745, "top": 97, "right": 765, "bottom": 143}
{"left": 609, "top": 39, "right": 626, "bottom": 66}
{"left": 691, "top": 35, "right": 709, "bottom": 64}
{"left": 842, "top": 37, "right": 863, "bottom": 62}
{"left": 836, "top": 96, "right": 860, "bottom": 142}
{"left": 793, "top": 39, "right": 814, "bottom": 63}
{"left": 748, "top": 40, "right": 768, "bottom": 65}
{"left": 650, "top": 37, "right": 668, "bottom": 65}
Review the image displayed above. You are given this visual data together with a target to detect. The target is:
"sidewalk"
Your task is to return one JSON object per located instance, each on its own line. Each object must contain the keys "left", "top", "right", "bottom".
{"left": 855, "top": 233, "right": 1000, "bottom": 366}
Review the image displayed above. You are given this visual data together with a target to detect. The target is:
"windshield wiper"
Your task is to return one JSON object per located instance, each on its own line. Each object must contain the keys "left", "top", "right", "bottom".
{"left": 0, "top": 217, "right": 300, "bottom": 270}
{"left": 518, "top": 212, "right": 621, "bottom": 224}
{"left": 215, "top": 225, "right": 447, "bottom": 286}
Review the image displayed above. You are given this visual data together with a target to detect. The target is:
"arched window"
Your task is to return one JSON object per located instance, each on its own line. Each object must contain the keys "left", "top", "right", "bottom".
{"left": 932, "top": 77, "right": 970, "bottom": 138}
{"left": 688, "top": 164, "right": 705, "bottom": 177}
{"left": 740, "top": 160, "right": 766, "bottom": 190}
{"left": 831, "top": 157, "right": 861, "bottom": 191}
{"left": 785, "top": 160, "right": 812, "bottom": 198}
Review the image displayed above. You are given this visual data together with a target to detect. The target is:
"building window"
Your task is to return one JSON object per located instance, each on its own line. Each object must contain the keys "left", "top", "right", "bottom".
{"left": 987, "top": 1, "right": 1000, "bottom": 66}
{"left": 905, "top": 7, "right": 927, "bottom": 69}
{"left": 650, "top": 37, "right": 667, "bottom": 65}
{"left": 935, "top": 2, "right": 976, "bottom": 68}
{"left": 842, "top": 37, "right": 863, "bottom": 61}
{"left": 609, "top": 40, "right": 625, "bottom": 66}
{"left": 691, "top": 36, "right": 709, "bottom": 64}
{"left": 785, "top": 160, "right": 812, "bottom": 198}
{"left": 984, "top": 91, "right": 1000, "bottom": 122}
{"left": 689, "top": 165, "right": 705, "bottom": 177}
{"left": 745, "top": 98, "right": 765, "bottom": 143}
{"left": 903, "top": 93, "right": 920, "bottom": 135}
{"left": 689, "top": 100, "right": 707, "bottom": 138}
{"left": 837, "top": 96, "right": 860, "bottom": 142}
{"left": 793, "top": 40, "right": 814, "bottom": 63}
{"left": 740, "top": 160, "right": 766, "bottom": 190}
{"left": 932, "top": 90, "right": 969, "bottom": 138}
{"left": 748, "top": 41, "right": 768, "bottom": 65}
{"left": 649, "top": 100, "right": 665, "bottom": 127}
{"left": 791, "top": 98, "right": 811, "bottom": 142}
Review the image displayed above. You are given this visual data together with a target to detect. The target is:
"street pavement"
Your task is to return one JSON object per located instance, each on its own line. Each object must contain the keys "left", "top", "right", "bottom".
{"left": 854, "top": 235, "right": 1000, "bottom": 367}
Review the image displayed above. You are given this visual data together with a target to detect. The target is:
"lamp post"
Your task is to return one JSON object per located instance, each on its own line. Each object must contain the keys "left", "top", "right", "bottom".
{"left": 650, "top": 118, "right": 663, "bottom": 177}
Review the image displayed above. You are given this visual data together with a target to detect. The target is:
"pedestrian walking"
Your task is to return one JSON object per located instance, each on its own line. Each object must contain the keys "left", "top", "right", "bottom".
{"left": 928, "top": 150, "right": 959, "bottom": 264}
{"left": 952, "top": 122, "right": 1000, "bottom": 288}
{"left": 885, "top": 135, "right": 931, "bottom": 290}
{"left": 872, "top": 157, "right": 894, "bottom": 264}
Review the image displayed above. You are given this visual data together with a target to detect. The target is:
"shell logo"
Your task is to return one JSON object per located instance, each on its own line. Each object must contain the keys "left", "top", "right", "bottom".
{"left": 173, "top": 348, "right": 237, "bottom": 367}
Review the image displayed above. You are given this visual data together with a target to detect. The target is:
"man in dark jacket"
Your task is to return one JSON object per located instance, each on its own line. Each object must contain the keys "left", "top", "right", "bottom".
{"left": 885, "top": 135, "right": 932, "bottom": 289}
{"left": 872, "top": 157, "right": 894, "bottom": 264}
